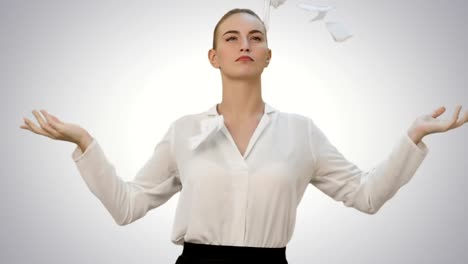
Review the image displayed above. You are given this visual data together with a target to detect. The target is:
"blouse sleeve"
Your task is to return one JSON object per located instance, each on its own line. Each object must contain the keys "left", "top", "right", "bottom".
{"left": 71, "top": 123, "right": 182, "bottom": 225}
{"left": 308, "top": 119, "right": 429, "bottom": 214}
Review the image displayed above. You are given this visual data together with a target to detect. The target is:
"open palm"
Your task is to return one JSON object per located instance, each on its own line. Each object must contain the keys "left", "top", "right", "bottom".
{"left": 411, "top": 105, "right": 467, "bottom": 137}
{"left": 20, "top": 109, "right": 87, "bottom": 144}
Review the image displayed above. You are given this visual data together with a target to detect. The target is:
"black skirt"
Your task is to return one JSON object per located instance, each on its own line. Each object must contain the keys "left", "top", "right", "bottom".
{"left": 175, "top": 242, "right": 288, "bottom": 264}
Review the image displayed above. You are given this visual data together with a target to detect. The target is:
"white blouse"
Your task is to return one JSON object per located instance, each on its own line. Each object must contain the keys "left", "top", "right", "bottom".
{"left": 71, "top": 102, "right": 429, "bottom": 248}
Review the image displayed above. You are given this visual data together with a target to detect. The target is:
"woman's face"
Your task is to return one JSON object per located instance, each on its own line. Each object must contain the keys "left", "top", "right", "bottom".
{"left": 208, "top": 13, "right": 271, "bottom": 80}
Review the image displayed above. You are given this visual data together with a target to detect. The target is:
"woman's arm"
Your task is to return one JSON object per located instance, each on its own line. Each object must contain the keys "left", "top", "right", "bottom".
{"left": 308, "top": 105, "right": 466, "bottom": 214}
{"left": 71, "top": 122, "right": 181, "bottom": 225}
{"left": 309, "top": 123, "right": 428, "bottom": 214}
{"left": 21, "top": 109, "right": 182, "bottom": 225}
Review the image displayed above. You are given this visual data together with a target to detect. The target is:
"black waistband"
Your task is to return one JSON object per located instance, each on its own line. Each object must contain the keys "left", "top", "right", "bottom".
{"left": 181, "top": 242, "right": 287, "bottom": 260}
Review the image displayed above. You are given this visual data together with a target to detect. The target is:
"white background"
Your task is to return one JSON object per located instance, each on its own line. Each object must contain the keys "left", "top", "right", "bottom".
{"left": 3, "top": 0, "right": 467, "bottom": 263}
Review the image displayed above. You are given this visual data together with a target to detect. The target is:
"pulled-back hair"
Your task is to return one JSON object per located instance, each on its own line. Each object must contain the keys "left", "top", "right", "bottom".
{"left": 212, "top": 8, "right": 267, "bottom": 50}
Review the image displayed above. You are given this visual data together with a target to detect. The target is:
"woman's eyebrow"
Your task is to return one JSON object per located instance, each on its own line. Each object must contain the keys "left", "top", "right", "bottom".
{"left": 222, "top": 30, "right": 265, "bottom": 36}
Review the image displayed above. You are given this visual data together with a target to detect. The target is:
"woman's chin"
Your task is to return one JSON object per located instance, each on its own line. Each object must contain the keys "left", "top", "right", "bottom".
{"left": 223, "top": 69, "right": 264, "bottom": 80}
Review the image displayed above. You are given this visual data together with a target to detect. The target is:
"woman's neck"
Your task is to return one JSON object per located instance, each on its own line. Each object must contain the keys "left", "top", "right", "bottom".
{"left": 218, "top": 78, "right": 264, "bottom": 120}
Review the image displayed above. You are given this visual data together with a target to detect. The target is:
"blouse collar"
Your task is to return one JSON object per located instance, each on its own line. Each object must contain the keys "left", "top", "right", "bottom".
{"left": 205, "top": 102, "right": 277, "bottom": 116}
{"left": 189, "top": 102, "right": 277, "bottom": 151}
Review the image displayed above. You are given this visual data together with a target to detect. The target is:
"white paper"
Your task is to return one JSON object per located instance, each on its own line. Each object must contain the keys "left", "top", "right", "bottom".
{"left": 297, "top": 2, "right": 333, "bottom": 12}
{"left": 263, "top": 0, "right": 271, "bottom": 31}
{"left": 325, "top": 21, "right": 353, "bottom": 42}
{"left": 263, "top": 0, "right": 287, "bottom": 31}
{"left": 271, "top": 0, "right": 287, "bottom": 8}
{"left": 297, "top": 3, "right": 334, "bottom": 22}
{"left": 263, "top": 0, "right": 353, "bottom": 43}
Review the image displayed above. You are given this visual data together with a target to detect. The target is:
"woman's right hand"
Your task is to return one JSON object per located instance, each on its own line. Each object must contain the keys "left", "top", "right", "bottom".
{"left": 20, "top": 109, "right": 93, "bottom": 151}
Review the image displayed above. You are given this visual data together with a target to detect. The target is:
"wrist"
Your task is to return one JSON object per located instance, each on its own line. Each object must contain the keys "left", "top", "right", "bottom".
{"left": 77, "top": 131, "right": 92, "bottom": 152}
{"left": 407, "top": 127, "right": 425, "bottom": 145}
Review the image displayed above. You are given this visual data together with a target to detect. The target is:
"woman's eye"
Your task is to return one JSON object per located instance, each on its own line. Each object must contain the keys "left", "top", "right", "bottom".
{"left": 226, "top": 36, "right": 262, "bottom": 42}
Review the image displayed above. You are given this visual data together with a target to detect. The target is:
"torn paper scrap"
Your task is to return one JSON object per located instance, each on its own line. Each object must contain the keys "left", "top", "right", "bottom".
{"left": 297, "top": 3, "right": 334, "bottom": 22}
{"left": 325, "top": 21, "right": 353, "bottom": 42}
{"left": 263, "top": 0, "right": 287, "bottom": 31}
{"left": 271, "top": 0, "right": 287, "bottom": 8}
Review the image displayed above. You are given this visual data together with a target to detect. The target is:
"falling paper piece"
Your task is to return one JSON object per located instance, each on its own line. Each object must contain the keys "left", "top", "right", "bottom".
{"left": 296, "top": 3, "right": 334, "bottom": 22}
{"left": 271, "top": 0, "right": 287, "bottom": 8}
{"left": 261, "top": 0, "right": 353, "bottom": 43}
{"left": 188, "top": 115, "right": 225, "bottom": 150}
{"left": 263, "top": 0, "right": 287, "bottom": 32}
{"left": 325, "top": 21, "right": 353, "bottom": 42}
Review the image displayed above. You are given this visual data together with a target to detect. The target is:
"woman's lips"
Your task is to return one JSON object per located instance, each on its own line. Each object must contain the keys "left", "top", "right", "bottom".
{"left": 236, "top": 56, "right": 253, "bottom": 61}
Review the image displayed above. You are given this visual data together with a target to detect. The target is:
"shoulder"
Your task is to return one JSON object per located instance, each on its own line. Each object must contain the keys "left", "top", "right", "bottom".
{"left": 168, "top": 108, "right": 213, "bottom": 135}
{"left": 274, "top": 110, "right": 327, "bottom": 143}
{"left": 274, "top": 109, "right": 315, "bottom": 127}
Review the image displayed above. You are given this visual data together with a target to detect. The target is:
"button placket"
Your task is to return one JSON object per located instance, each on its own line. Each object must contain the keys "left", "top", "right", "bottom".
{"left": 219, "top": 114, "right": 271, "bottom": 244}
{"left": 242, "top": 114, "right": 271, "bottom": 160}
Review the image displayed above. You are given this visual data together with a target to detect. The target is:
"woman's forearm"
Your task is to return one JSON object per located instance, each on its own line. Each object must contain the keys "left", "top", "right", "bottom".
{"left": 77, "top": 131, "right": 93, "bottom": 152}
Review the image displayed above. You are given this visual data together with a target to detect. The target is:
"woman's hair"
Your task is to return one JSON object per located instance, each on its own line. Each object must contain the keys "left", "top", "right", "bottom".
{"left": 212, "top": 8, "right": 267, "bottom": 50}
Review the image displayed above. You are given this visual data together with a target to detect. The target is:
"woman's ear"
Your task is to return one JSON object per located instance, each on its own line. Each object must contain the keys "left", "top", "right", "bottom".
{"left": 265, "top": 49, "right": 272, "bottom": 67}
{"left": 208, "top": 49, "right": 220, "bottom": 69}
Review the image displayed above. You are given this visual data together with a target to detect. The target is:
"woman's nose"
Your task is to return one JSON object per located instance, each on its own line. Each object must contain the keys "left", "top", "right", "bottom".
{"left": 240, "top": 37, "right": 250, "bottom": 52}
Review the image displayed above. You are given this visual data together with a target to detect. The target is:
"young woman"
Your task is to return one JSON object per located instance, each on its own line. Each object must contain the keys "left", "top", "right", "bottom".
{"left": 20, "top": 8, "right": 467, "bottom": 264}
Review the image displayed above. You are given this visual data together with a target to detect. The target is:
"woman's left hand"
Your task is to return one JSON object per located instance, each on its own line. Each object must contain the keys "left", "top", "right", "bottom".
{"left": 407, "top": 105, "right": 468, "bottom": 144}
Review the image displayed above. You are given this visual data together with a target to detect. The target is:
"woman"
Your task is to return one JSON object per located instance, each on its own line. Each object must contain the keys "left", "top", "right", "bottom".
{"left": 20, "top": 8, "right": 467, "bottom": 264}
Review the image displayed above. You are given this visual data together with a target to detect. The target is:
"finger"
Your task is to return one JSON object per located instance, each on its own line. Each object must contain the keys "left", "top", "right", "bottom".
{"left": 20, "top": 122, "right": 30, "bottom": 130}
{"left": 32, "top": 110, "right": 49, "bottom": 129}
{"left": 38, "top": 118, "right": 61, "bottom": 138}
{"left": 23, "top": 116, "right": 51, "bottom": 137}
{"left": 20, "top": 118, "right": 29, "bottom": 130}
{"left": 41, "top": 110, "right": 67, "bottom": 134}
{"left": 23, "top": 116, "right": 59, "bottom": 139}
{"left": 451, "top": 108, "right": 468, "bottom": 129}
{"left": 449, "top": 105, "right": 462, "bottom": 128}
{"left": 434, "top": 106, "right": 458, "bottom": 132}
{"left": 40, "top": 110, "right": 57, "bottom": 129}
{"left": 23, "top": 117, "right": 42, "bottom": 133}
{"left": 35, "top": 110, "right": 62, "bottom": 138}
{"left": 42, "top": 126, "right": 61, "bottom": 139}
{"left": 431, "top": 106, "right": 446, "bottom": 118}
{"left": 45, "top": 111, "right": 63, "bottom": 124}
{"left": 41, "top": 109, "right": 63, "bottom": 125}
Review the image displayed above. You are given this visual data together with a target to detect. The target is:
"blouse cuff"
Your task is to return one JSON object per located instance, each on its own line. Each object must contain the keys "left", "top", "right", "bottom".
{"left": 71, "top": 137, "right": 97, "bottom": 162}
{"left": 403, "top": 132, "right": 429, "bottom": 157}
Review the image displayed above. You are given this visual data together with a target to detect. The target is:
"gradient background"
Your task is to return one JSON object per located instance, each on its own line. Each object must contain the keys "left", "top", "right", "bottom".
{"left": 3, "top": 0, "right": 467, "bottom": 263}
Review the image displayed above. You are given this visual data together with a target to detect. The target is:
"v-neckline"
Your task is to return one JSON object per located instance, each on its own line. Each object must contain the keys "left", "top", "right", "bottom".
{"left": 220, "top": 112, "right": 271, "bottom": 161}
{"left": 189, "top": 102, "right": 276, "bottom": 160}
